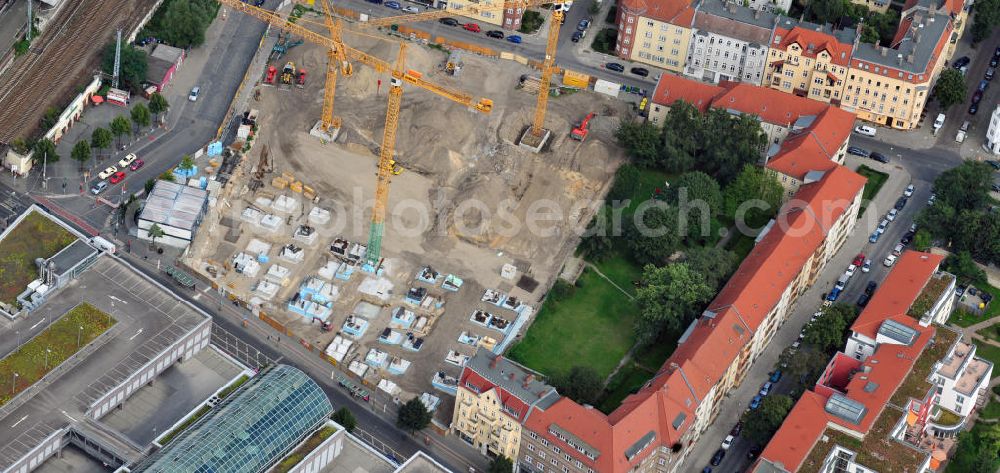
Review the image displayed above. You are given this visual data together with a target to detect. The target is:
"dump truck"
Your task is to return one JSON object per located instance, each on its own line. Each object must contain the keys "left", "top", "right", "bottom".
{"left": 570, "top": 113, "right": 595, "bottom": 141}
{"left": 280, "top": 62, "right": 295, "bottom": 85}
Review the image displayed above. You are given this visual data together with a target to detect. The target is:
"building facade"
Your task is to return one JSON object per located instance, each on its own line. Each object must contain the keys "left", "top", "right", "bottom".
{"left": 445, "top": 0, "right": 523, "bottom": 29}
{"left": 616, "top": 0, "right": 695, "bottom": 74}
{"left": 764, "top": 19, "right": 855, "bottom": 104}
{"left": 452, "top": 349, "right": 557, "bottom": 460}
{"left": 986, "top": 105, "right": 1000, "bottom": 154}
{"left": 933, "top": 341, "right": 994, "bottom": 417}
{"left": 684, "top": 0, "right": 775, "bottom": 84}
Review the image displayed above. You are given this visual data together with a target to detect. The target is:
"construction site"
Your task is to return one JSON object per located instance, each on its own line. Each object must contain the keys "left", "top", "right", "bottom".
{"left": 181, "top": 2, "right": 633, "bottom": 418}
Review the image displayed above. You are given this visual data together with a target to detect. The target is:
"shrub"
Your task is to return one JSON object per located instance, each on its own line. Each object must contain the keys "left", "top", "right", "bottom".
{"left": 519, "top": 10, "right": 545, "bottom": 33}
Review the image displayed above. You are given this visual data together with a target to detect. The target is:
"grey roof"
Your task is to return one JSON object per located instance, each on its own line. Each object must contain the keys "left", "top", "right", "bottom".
{"left": 824, "top": 393, "right": 868, "bottom": 425}
{"left": 695, "top": 0, "right": 778, "bottom": 44}
{"left": 852, "top": 11, "right": 951, "bottom": 75}
{"left": 47, "top": 239, "right": 96, "bottom": 275}
{"left": 467, "top": 348, "right": 555, "bottom": 405}
{"left": 773, "top": 16, "right": 857, "bottom": 46}
{"left": 548, "top": 423, "right": 601, "bottom": 459}
{"left": 535, "top": 390, "right": 562, "bottom": 410}
{"left": 138, "top": 180, "right": 208, "bottom": 231}
{"left": 150, "top": 44, "right": 185, "bottom": 64}
{"left": 624, "top": 431, "right": 657, "bottom": 461}
{"left": 878, "top": 319, "right": 919, "bottom": 345}
{"left": 146, "top": 57, "right": 175, "bottom": 84}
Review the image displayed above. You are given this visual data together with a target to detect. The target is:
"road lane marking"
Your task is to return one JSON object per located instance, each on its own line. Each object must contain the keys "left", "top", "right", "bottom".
{"left": 129, "top": 328, "right": 144, "bottom": 340}
{"left": 11, "top": 415, "right": 28, "bottom": 428}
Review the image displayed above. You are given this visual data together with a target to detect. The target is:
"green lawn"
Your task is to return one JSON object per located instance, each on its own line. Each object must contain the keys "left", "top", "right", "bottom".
{"left": 0, "top": 303, "right": 115, "bottom": 406}
{"left": 622, "top": 169, "right": 676, "bottom": 214}
{"left": 597, "top": 362, "right": 653, "bottom": 413}
{"left": 508, "top": 268, "right": 637, "bottom": 379}
{"left": 591, "top": 253, "right": 643, "bottom": 297}
{"left": 159, "top": 405, "right": 210, "bottom": 445}
{"left": 855, "top": 165, "right": 889, "bottom": 218}
{"left": 980, "top": 399, "right": 1000, "bottom": 420}
{"left": 0, "top": 212, "right": 76, "bottom": 305}
{"left": 972, "top": 341, "right": 1000, "bottom": 368}
{"left": 274, "top": 425, "right": 338, "bottom": 473}
{"left": 725, "top": 232, "right": 757, "bottom": 260}
{"left": 950, "top": 308, "right": 986, "bottom": 327}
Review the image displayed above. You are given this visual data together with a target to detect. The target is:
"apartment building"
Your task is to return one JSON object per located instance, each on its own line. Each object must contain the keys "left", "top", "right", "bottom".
{"left": 756, "top": 251, "right": 992, "bottom": 473}
{"left": 987, "top": 105, "right": 1000, "bottom": 154}
{"left": 452, "top": 349, "right": 558, "bottom": 460}
{"left": 684, "top": 0, "right": 776, "bottom": 84}
{"left": 746, "top": 0, "right": 791, "bottom": 14}
{"left": 515, "top": 142, "right": 865, "bottom": 473}
{"left": 764, "top": 18, "right": 855, "bottom": 104}
{"left": 615, "top": 0, "right": 695, "bottom": 73}
{"left": 851, "top": 0, "right": 892, "bottom": 13}
{"left": 445, "top": 0, "right": 523, "bottom": 29}
{"left": 841, "top": 0, "right": 964, "bottom": 129}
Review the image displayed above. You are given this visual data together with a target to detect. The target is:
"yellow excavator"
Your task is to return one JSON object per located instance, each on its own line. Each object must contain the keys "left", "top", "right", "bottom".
{"left": 280, "top": 61, "right": 296, "bottom": 85}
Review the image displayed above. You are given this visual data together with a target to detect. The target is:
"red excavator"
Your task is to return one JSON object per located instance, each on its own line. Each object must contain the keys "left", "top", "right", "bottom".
{"left": 296, "top": 69, "right": 307, "bottom": 88}
{"left": 264, "top": 65, "right": 277, "bottom": 85}
{"left": 571, "top": 113, "right": 595, "bottom": 141}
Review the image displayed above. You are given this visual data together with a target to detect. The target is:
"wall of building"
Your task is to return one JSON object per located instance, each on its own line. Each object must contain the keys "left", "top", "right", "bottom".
{"left": 445, "top": 0, "right": 506, "bottom": 27}
{"left": 685, "top": 31, "right": 768, "bottom": 84}
{"left": 452, "top": 387, "right": 522, "bottom": 459}
{"left": 763, "top": 46, "right": 849, "bottom": 104}
{"left": 986, "top": 106, "right": 1000, "bottom": 154}
{"left": 518, "top": 430, "right": 595, "bottom": 473}
{"left": 841, "top": 62, "right": 932, "bottom": 130}
{"left": 628, "top": 17, "right": 690, "bottom": 74}
{"left": 286, "top": 421, "right": 346, "bottom": 473}
{"left": 2, "top": 429, "right": 67, "bottom": 473}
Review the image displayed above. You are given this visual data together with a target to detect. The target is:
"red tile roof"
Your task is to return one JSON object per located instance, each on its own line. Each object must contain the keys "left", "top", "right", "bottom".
{"left": 713, "top": 81, "right": 832, "bottom": 126}
{"left": 772, "top": 26, "right": 854, "bottom": 66}
{"left": 759, "top": 390, "right": 831, "bottom": 471}
{"left": 460, "top": 368, "right": 532, "bottom": 422}
{"left": 765, "top": 132, "right": 840, "bottom": 180}
{"left": 850, "top": 251, "right": 945, "bottom": 340}
{"left": 651, "top": 74, "right": 724, "bottom": 113}
{"left": 619, "top": 0, "right": 696, "bottom": 25}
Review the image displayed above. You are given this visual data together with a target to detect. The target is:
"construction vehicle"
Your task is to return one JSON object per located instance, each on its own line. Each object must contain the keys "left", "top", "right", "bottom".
{"left": 217, "top": 0, "right": 493, "bottom": 270}
{"left": 570, "top": 113, "right": 595, "bottom": 141}
{"left": 375, "top": 158, "right": 403, "bottom": 175}
{"left": 271, "top": 31, "right": 303, "bottom": 60}
{"left": 445, "top": 51, "right": 462, "bottom": 76}
{"left": 297, "top": 69, "right": 307, "bottom": 87}
{"left": 281, "top": 61, "right": 295, "bottom": 85}
{"left": 264, "top": 65, "right": 278, "bottom": 85}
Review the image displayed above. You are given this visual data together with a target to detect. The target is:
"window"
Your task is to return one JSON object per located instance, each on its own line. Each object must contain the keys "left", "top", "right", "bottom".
{"left": 646, "top": 21, "right": 654, "bottom": 27}
{"left": 530, "top": 432, "right": 538, "bottom": 440}
{"left": 539, "top": 451, "right": 547, "bottom": 459}
{"left": 551, "top": 459, "right": 558, "bottom": 466}
{"left": 562, "top": 468, "right": 569, "bottom": 473}
{"left": 554, "top": 446, "right": 561, "bottom": 454}
{"left": 537, "top": 462, "right": 544, "bottom": 471}
{"left": 528, "top": 444, "right": 535, "bottom": 452}
{"left": 564, "top": 454, "right": 571, "bottom": 461}
{"left": 659, "top": 458, "right": 666, "bottom": 465}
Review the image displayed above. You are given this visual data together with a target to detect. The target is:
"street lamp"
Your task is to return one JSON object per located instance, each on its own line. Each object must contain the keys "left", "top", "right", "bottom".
{"left": 15, "top": 329, "right": 19, "bottom": 347}
{"left": 44, "top": 348, "right": 51, "bottom": 370}
{"left": 77, "top": 326, "right": 83, "bottom": 348}
{"left": 11, "top": 372, "right": 18, "bottom": 395}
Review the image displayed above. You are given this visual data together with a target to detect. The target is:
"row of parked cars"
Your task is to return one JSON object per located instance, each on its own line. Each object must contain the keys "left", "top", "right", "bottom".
{"left": 91, "top": 153, "right": 144, "bottom": 195}
{"left": 437, "top": 17, "right": 524, "bottom": 43}
{"left": 701, "top": 369, "right": 780, "bottom": 471}
{"left": 954, "top": 46, "right": 1000, "bottom": 115}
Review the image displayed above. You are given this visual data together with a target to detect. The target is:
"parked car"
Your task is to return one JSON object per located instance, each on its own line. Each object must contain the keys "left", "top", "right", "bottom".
{"left": 847, "top": 146, "right": 870, "bottom": 157}
{"left": 866, "top": 281, "right": 878, "bottom": 295}
{"left": 957, "top": 285, "right": 967, "bottom": 297}
{"left": 987, "top": 67, "right": 996, "bottom": 81}
{"left": 845, "top": 264, "right": 857, "bottom": 278}
{"left": 953, "top": 56, "right": 971, "bottom": 69}
{"left": 439, "top": 17, "right": 459, "bottom": 26}
{"left": 992, "top": 56, "right": 999, "bottom": 68}
{"left": 486, "top": 30, "right": 504, "bottom": 39}
{"left": 870, "top": 151, "right": 889, "bottom": 163}
{"left": 402, "top": 5, "right": 420, "bottom": 13}
{"left": 987, "top": 160, "right": 1000, "bottom": 170}
{"left": 928, "top": 193, "right": 937, "bottom": 205}
{"left": 878, "top": 219, "right": 889, "bottom": 231}
{"left": 750, "top": 395, "right": 763, "bottom": 409}
{"left": 721, "top": 435, "right": 735, "bottom": 450}
{"left": 853, "top": 253, "right": 866, "bottom": 266}
{"left": 98, "top": 166, "right": 118, "bottom": 180}
{"left": 463, "top": 23, "right": 481, "bottom": 32}
{"left": 884, "top": 254, "right": 898, "bottom": 267}
{"left": 895, "top": 197, "right": 908, "bottom": 210}
{"left": 857, "top": 293, "right": 871, "bottom": 307}
{"left": 854, "top": 125, "right": 877, "bottom": 137}
{"left": 90, "top": 180, "right": 109, "bottom": 195}
{"left": 606, "top": 62, "right": 625, "bottom": 72}
{"left": 630, "top": 67, "right": 649, "bottom": 77}
{"left": 129, "top": 158, "right": 145, "bottom": 171}
{"left": 904, "top": 184, "right": 915, "bottom": 197}
{"left": 506, "top": 35, "right": 522, "bottom": 43}
{"left": 792, "top": 339, "right": 802, "bottom": 350}
{"left": 887, "top": 208, "right": 898, "bottom": 221}
{"left": 711, "top": 449, "right": 726, "bottom": 466}
{"left": 730, "top": 422, "right": 743, "bottom": 436}
{"left": 870, "top": 231, "right": 881, "bottom": 243}
{"left": 384, "top": 1, "right": 401, "bottom": 9}
{"left": 759, "top": 382, "right": 773, "bottom": 396}
{"left": 188, "top": 86, "right": 200, "bottom": 102}
{"left": 910, "top": 223, "right": 918, "bottom": 233}
{"left": 979, "top": 80, "right": 990, "bottom": 92}
{"left": 577, "top": 19, "right": 590, "bottom": 31}
{"left": 109, "top": 171, "right": 126, "bottom": 184}
{"left": 770, "top": 370, "right": 782, "bottom": 383}
{"left": 118, "top": 153, "right": 138, "bottom": 168}
{"left": 970, "top": 102, "right": 979, "bottom": 115}
{"left": 702, "top": 468, "right": 713, "bottom": 473}
{"left": 973, "top": 90, "right": 984, "bottom": 104}
{"left": 862, "top": 259, "right": 872, "bottom": 273}
{"left": 892, "top": 243, "right": 904, "bottom": 256}
{"left": 571, "top": 31, "right": 583, "bottom": 42}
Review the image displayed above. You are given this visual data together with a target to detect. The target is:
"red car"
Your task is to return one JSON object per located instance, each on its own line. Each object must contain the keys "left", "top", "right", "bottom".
{"left": 109, "top": 171, "right": 126, "bottom": 184}
{"left": 129, "top": 159, "right": 144, "bottom": 171}
{"left": 853, "top": 253, "right": 866, "bottom": 266}
{"left": 463, "top": 23, "right": 481, "bottom": 32}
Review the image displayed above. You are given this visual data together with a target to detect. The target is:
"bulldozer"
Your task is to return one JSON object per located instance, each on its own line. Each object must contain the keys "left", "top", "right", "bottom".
{"left": 280, "top": 62, "right": 296, "bottom": 85}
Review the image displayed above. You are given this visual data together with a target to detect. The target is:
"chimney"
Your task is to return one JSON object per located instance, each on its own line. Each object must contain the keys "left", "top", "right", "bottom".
{"left": 907, "top": 53, "right": 915, "bottom": 64}
{"left": 897, "top": 53, "right": 904, "bottom": 65}
{"left": 754, "top": 9, "right": 761, "bottom": 19}
{"left": 490, "top": 355, "right": 501, "bottom": 369}
{"left": 881, "top": 46, "right": 888, "bottom": 57}
{"left": 728, "top": 1, "right": 737, "bottom": 13}
{"left": 523, "top": 374, "right": 534, "bottom": 388}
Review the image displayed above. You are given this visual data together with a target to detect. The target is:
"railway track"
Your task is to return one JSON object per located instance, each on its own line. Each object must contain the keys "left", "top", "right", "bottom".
{"left": 0, "top": 0, "right": 153, "bottom": 144}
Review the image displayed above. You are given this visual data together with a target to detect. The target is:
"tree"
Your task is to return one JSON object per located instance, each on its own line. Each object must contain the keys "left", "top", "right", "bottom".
{"left": 110, "top": 115, "right": 132, "bottom": 149}
{"left": 549, "top": 366, "right": 604, "bottom": 405}
{"left": 71, "top": 140, "right": 92, "bottom": 170}
{"left": 667, "top": 171, "right": 722, "bottom": 215}
{"left": 933, "top": 161, "right": 994, "bottom": 211}
{"left": 700, "top": 109, "right": 766, "bottom": 184}
{"left": 332, "top": 407, "right": 357, "bottom": 432}
{"left": 917, "top": 203, "right": 956, "bottom": 240}
{"left": 579, "top": 207, "right": 615, "bottom": 262}
{"left": 397, "top": 398, "right": 432, "bottom": 432}
{"left": 723, "top": 164, "right": 784, "bottom": 229}
{"left": 101, "top": 42, "right": 147, "bottom": 93}
{"left": 140, "top": 0, "right": 220, "bottom": 48}
{"left": 778, "top": 347, "right": 830, "bottom": 382}
{"left": 616, "top": 121, "right": 662, "bottom": 168}
{"left": 682, "top": 246, "right": 738, "bottom": 290}
{"left": 934, "top": 69, "right": 968, "bottom": 109}
{"left": 32, "top": 138, "right": 58, "bottom": 164}
{"left": 740, "top": 394, "right": 793, "bottom": 446}
{"left": 660, "top": 101, "right": 701, "bottom": 173}
{"left": 803, "top": 304, "right": 855, "bottom": 352}
{"left": 626, "top": 205, "right": 680, "bottom": 265}
{"left": 179, "top": 154, "right": 196, "bottom": 171}
{"left": 635, "top": 263, "right": 714, "bottom": 344}
{"left": 946, "top": 251, "right": 987, "bottom": 286}
{"left": 971, "top": 0, "right": 1000, "bottom": 43}
{"left": 912, "top": 229, "right": 933, "bottom": 252}
{"left": 91, "top": 127, "right": 113, "bottom": 159}
{"left": 130, "top": 103, "right": 152, "bottom": 132}
{"left": 148, "top": 223, "right": 165, "bottom": 248}
{"left": 149, "top": 92, "right": 169, "bottom": 123}
{"left": 608, "top": 164, "right": 640, "bottom": 203}
{"left": 488, "top": 456, "right": 514, "bottom": 473}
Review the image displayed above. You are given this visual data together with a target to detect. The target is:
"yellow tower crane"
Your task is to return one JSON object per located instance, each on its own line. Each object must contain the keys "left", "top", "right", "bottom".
{"left": 352, "top": 0, "right": 567, "bottom": 139}
{"left": 218, "top": 0, "right": 493, "bottom": 268}
{"left": 317, "top": 0, "right": 352, "bottom": 134}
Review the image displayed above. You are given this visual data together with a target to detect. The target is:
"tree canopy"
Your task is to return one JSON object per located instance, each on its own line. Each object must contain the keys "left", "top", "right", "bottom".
{"left": 397, "top": 398, "right": 432, "bottom": 432}
{"left": 71, "top": 140, "right": 92, "bottom": 170}
{"left": 615, "top": 121, "right": 662, "bottom": 167}
{"left": 741, "top": 394, "right": 793, "bottom": 446}
{"left": 626, "top": 205, "right": 681, "bottom": 265}
{"left": 916, "top": 161, "right": 1000, "bottom": 265}
{"left": 101, "top": 42, "right": 147, "bottom": 94}
{"left": 149, "top": 92, "right": 169, "bottom": 121}
{"left": 934, "top": 69, "right": 968, "bottom": 109}
{"left": 608, "top": 164, "right": 641, "bottom": 203}
{"left": 549, "top": 366, "right": 604, "bottom": 405}
{"left": 91, "top": 127, "right": 113, "bottom": 156}
{"left": 140, "top": 0, "right": 220, "bottom": 48}
{"left": 488, "top": 456, "right": 514, "bottom": 473}
{"left": 635, "top": 263, "right": 714, "bottom": 344}
{"left": 131, "top": 103, "right": 152, "bottom": 131}
{"left": 33, "top": 138, "right": 58, "bottom": 164}
{"left": 110, "top": 116, "right": 132, "bottom": 147}
{"left": 945, "top": 251, "right": 987, "bottom": 286}
{"left": 578, "top": 206, "right": 615, "bottom": 262}
{"left": 332, "top": 407, "right": 357, "bottom": 432}
{"left": 682, "top": 246, "right": 738, "bottom": 290}
{"left": 971, "top": 0, "right": 1000, "bottom": 43}
{"left": 723, "top": 164, "right": 784, "bottom": 229}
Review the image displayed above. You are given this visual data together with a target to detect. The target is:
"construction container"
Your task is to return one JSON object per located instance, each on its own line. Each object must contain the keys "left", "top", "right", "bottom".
{"left": 290, "top": 181, "right": 303, "bottom": 193}
{"left": 272, "top": 176, "right": 289, "bottom": 189}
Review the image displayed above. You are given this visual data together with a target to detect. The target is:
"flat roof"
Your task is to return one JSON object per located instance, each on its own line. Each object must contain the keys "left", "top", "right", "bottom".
{"left": 48, "top": 239, "right": 97, "bottom": 275}
{"left": 0, "top": 256, "right": 211, "bottom": 470}
{"left": 138, "top": 180, "right": 208, "bottom": 231}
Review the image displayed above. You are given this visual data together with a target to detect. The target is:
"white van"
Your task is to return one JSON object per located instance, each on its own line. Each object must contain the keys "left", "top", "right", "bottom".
{"left": 91, "top": 236, "right": 117, "bottom": 254}
{"left": 854, "top": 125, "right": 877, "bottom": 137}
{"left": 933, "top": 113, "right": 946, "bottom": 131}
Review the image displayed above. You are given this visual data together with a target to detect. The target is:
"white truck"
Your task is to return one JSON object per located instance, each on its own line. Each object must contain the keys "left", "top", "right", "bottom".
{"left": 933, "top": 113, "right": 946, "bottom": 134}
{"left": 956, "top": 120, "right": 970, "bottom": 143}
